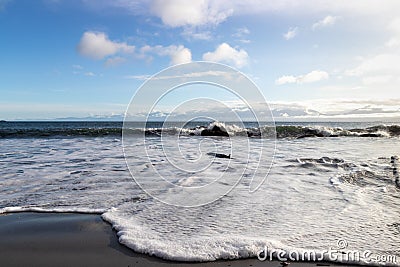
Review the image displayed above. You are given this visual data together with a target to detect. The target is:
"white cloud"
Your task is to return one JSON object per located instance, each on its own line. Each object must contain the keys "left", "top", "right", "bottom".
{"left": 77, "top": 31, "right": 134, "bottom": 60}
{"left": 345, "top": 54, "right": 400, "bottom": 77}
{"left": 72, "top": 64, "right": 83, "bottom": 70}
{"left": 124, "top": 70, "right": 238, "bottom": 81}
{"left": 84, "top": 72, "right": 96, "bottom": 77}
{"left": 342, "top": 18, "right": 400, "bottom": 90}
{"left": 301, "top": 70, "right": 329, "bottom": 83}
{"left": 345, "top": 53, "right": 400, "bottom": 89}
{"left": 387, "top": 17, "right": 400, "bottom": 33}
{"left": 181, "top": 28, "right": 212, "bottom": 40}
{"left": 104, "top": 56, "right": 126, "bottom": 67}
{"left": 275, "top": 75, "right": 297, "bottom": 85}
{"left": 99, "top": 1, "right": 400, "bottom": 19}
{"left": 385, "top": 37, "right": 400, "bottom": 47}
{"left": 312, "top": 15, "right": 339, "bottom": 30}
{"left": 142, "top": 45, "right": 192, "bottom": 65}
{"left": 239, "top": 39, "right": 251, "bottom": 44}
{"left": 167, "top": 46, "right": 192, "bottom": 65}
{"left": 89, "top": 1, "right": 400, "bottom": 31}
{"left": 230, "top": 0, "right": 400, "bottom": 17}
{"left": 149, "top": 0, "right": 233, "bottom": 27}
{"left": 385, "top": 17, "right": 400, "bottom": 47}
{"left": 276, "top": 70, "right": 329, "bottom": 85}
{"left": 232, "top": 27, "right": 250, "bottom": 38}
{"left": 283, "top": 27, "right": 298, "bottom": 40}
{"left": 124, "top": 74, "right": 152, "bottom": 80}
{"left": 202, "top": 43, "right": 249, "bottom": 68}
{"left": 362, "top": 75, "right": 393, "bottom": 85}
{"left": 232, "top": 27, "right": 251, "bottom": 43}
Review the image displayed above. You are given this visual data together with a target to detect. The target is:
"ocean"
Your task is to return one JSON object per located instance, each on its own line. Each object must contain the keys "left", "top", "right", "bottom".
{"left": 0, "top": 121, "right": 399, "bottom": 266}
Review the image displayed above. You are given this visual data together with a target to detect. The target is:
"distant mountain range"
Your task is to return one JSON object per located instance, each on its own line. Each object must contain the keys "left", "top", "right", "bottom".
{"left": 53, "top": 114, "right": 125, "bottom": 121}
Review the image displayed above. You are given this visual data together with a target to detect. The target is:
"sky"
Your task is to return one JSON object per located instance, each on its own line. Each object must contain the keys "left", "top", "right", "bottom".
{"left": 1, "top": 0, "right": 400, "bottom": 121}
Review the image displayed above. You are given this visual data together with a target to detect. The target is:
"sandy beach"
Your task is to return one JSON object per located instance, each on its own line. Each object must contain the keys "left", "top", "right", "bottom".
{"left": 0, "top": 212, "right": 361, "bottom": 267}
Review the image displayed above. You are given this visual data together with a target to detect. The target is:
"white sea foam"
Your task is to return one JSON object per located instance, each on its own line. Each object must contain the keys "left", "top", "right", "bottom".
{"left": 0, "top": 131, "right": 399, "bottom": 265}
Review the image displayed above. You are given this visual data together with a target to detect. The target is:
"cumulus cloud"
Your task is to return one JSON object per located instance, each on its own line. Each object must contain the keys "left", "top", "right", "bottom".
{"left": 149, "top": 0, "right": 233, "bottom": 27}
{"left": 142, "top": 45, "right": 192, "bottom": 65}
{"left": 276, "top": 70, "right": 329, "bottom": 85}
{"left": 312, "top": 15, "right": 339, "bottom": 30}
{"left": 283, "top": 27, "right": 298, "bottom": 40}
{"left": 77, "top": 31, "right": 134, "bottom": 60}
{"left": 202, "top": 43, "right": 249, "bottom": 68}
{"left": 165, "top": 46, "right": 192, "bottom": 65}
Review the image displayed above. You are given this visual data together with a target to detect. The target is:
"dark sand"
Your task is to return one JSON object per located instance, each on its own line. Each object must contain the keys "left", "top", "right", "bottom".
{"left": 0, "top": 212, "right": 358, "bottom": 267}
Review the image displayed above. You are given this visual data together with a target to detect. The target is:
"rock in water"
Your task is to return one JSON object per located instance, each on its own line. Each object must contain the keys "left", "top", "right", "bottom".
{"left": 201, "top": 125, "right": 229, "bottom": 137}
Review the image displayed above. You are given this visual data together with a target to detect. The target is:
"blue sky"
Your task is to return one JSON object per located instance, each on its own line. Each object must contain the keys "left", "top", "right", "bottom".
{"left": 1, "top": 0, "right": 400, "bottom": 120}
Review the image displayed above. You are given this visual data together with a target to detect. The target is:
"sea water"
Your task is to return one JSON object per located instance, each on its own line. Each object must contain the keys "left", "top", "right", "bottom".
{"left": 0, "top": 121, "right": 399, "bottom": 266}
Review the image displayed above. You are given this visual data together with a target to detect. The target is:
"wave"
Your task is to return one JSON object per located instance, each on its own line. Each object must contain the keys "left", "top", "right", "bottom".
{"left": 0, "top": 128, "right": 122, "bottom": 138}
{"left": 274, "top": 124, "right": 400, "bottom": 139}
{"left": 0, "top": 206, "right": 106, "bottom": 214}
{"left": 1, "top": 122, "right": 400, "bottom": 139}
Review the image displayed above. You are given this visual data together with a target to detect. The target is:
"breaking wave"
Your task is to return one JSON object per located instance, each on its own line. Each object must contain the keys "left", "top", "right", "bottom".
{"left": 1, "top": 121, "right": 400, "bottom": 139}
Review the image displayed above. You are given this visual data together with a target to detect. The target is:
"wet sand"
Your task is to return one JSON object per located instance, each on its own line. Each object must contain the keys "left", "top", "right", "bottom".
{"left": 0, "top": 212, "right": 358, "bottom": 267}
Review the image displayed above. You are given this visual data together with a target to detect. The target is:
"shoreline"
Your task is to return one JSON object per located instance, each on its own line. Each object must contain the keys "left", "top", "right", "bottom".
{"left": 0, "top": 212, "right": 362, "bottom": 267}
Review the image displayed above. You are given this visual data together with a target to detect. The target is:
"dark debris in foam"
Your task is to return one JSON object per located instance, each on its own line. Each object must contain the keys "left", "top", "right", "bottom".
{"left": 391, "top": 156, "right": 400, "bottom": 189}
